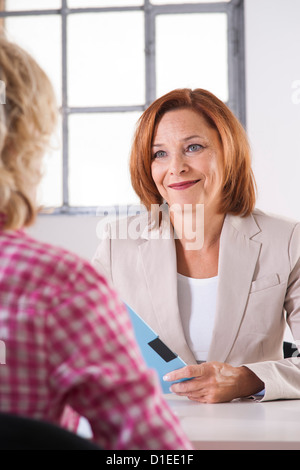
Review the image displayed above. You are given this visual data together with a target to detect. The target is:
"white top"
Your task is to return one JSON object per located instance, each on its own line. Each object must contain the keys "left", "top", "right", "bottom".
{"left": 177, "top": 273, "right": 218, "bottom": 362}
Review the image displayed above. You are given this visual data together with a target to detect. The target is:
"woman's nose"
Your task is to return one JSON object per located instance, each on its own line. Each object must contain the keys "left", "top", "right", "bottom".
{"left": 169, "top": 154, "right": 188, "bottom": 176}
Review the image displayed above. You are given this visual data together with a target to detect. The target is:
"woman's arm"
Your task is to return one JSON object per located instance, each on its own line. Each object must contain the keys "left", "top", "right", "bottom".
{"left": 245, "top": 226, "right": 300, "bottom": 402}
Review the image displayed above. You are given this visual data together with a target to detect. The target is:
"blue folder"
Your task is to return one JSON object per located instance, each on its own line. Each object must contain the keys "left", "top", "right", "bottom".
{"left": 125, "top": 303, "right": 189, "bottom": 394}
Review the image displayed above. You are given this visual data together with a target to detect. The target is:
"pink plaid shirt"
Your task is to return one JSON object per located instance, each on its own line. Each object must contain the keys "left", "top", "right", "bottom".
{"left": 0, "top": 227, "right": 193, "bottom": 450}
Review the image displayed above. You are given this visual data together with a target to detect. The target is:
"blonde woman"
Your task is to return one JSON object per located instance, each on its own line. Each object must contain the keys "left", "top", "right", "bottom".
{"left": 0, "top": 35, "right": 192, "bottom": 450}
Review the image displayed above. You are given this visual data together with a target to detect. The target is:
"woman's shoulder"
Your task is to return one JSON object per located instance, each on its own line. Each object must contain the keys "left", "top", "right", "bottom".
{"left": 226, "top": 208, "right": 300, "bottom": 244}
{"left": 251, "top": 208, "right": 300, "bottom": 233}
{"left": 17, "top": 229, "right": 104, "bottom": 289}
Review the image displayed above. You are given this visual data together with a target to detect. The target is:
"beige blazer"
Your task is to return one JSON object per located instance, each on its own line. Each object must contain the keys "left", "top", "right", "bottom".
{"left": 92, "top": 209, "right": 300, "bottom": 401}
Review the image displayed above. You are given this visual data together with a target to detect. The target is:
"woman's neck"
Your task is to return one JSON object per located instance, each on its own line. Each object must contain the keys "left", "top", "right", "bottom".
{"left": 170, "top": 204, "right": 224, "bottom": 251}
{"left": 173, "top": 208, "right": 225, "bottom": 279}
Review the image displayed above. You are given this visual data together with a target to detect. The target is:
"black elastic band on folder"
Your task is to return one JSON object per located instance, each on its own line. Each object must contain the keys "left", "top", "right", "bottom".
{"left": 148, "top": 338, "right": 177, "bottom": 363}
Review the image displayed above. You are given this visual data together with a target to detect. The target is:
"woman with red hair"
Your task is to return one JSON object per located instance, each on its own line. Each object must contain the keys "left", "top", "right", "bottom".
{"left": 93, "top": 88, "right": 300, "bottom": 403}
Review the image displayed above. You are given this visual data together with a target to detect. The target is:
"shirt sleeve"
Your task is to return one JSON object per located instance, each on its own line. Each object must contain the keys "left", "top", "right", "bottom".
{"left": 249, "top": 389, "right": 265, "bottom": 402}
{"left": 46, "top": 268, "right": 193, "bottom": 450}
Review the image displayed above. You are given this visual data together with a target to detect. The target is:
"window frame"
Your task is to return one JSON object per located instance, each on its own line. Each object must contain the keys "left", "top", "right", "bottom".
{"left": 0, "top": 0, "right": 246, "bottom": 216}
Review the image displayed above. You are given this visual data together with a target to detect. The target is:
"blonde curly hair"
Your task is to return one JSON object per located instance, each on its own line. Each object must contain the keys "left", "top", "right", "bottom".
{"left": 0, "top": 34, "right": 57, "bottom": 230}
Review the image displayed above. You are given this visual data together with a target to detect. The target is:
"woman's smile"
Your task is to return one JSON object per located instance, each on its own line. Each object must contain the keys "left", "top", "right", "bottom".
{"left": 168, "top": 179, "right": 201, "bottom": 190}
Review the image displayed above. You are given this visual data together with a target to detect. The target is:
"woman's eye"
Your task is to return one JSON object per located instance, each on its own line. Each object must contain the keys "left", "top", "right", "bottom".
{"left": 187, "top": 144, "right": 203, "bottom": 152}
{"left": 153, "top": 150, "right": 167, "bottom": 159}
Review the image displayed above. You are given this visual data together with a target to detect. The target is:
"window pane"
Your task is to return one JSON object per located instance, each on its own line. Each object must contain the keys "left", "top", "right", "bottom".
{"left": 38, "top": 120, "right": 63, "bottom": 209}
{"left": 5, "top": 15, "right": 62, "bottom": 105}
{"left": 151, "top": 0, "right": 231, "bottom": 4}
{"left": 156, "top": 13, "right": 228, "bottom": 102}
{"left": 68, "top": 0, "right": 143, "bottom": 7}
{"left": 5, "top": 0, "right": 61, "bottom": 10}
{"left": 69, "top": 113, "right": 140, "bottom": 206}
{"left": 68, "top": 12, "right": 145, "bottom": 107}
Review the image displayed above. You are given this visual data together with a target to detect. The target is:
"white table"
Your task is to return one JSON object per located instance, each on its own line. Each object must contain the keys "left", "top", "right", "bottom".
{"left": 164, "top": 395, "right": 300, "bottom": 450}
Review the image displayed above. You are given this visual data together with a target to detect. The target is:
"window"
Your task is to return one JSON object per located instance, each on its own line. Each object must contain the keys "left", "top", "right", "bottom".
{"left": 0, "top": 0, "right": 245, "bottom": 215}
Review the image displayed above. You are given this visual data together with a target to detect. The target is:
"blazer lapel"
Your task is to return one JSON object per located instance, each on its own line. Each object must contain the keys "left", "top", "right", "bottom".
{"left": 138, "top": 219, "right": 197, "bottom": 365}
{"left": 207, "top": 213, "right": 262, "bottom": 362}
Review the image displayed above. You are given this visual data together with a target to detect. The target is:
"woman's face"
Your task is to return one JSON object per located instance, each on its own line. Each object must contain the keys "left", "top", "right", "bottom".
{"left": 151, "top": 108, "right": 223, "bottom": 213}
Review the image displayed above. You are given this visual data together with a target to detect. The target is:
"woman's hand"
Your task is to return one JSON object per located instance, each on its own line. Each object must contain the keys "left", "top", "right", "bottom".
{"left": 163, "top": 362, "right": 265, "bottom": 403}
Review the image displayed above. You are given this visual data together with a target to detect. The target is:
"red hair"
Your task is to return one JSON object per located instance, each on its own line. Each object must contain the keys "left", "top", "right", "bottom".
{"left": 130, "top": 88, "right": 256, "bottom": 217}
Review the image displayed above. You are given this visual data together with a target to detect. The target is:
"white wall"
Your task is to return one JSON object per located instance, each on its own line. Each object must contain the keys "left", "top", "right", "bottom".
{"left": 28, "top": 0, "right": 300, "bottom": 260}
{"left": 27, "top": 214, "right": 101, "bottom": 261}
{"left": 245, "top": 0, "right": 300, "bottom": 221}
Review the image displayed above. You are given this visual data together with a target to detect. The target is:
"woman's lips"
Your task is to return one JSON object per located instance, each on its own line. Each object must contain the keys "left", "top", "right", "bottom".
{"left": 168, "top": 179, "right": 201, "bottom": 190}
